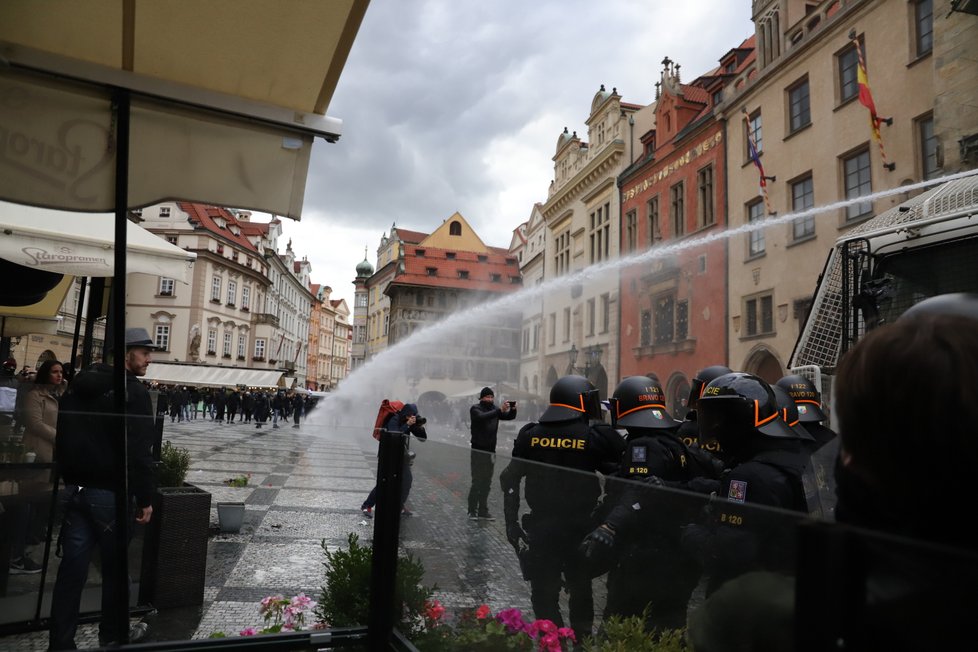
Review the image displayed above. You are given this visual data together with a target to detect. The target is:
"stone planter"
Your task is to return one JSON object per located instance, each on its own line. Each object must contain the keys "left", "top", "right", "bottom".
{"left": 217, "top": 502, "right": 246, "bottom": 533}
{"left": 139, "top": 484, "right": 211, "bottom": 608}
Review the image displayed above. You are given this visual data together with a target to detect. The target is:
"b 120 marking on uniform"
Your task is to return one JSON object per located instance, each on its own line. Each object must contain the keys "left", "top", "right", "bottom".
{"left": 529, "top": 436, "right": 586, "bottom": 450}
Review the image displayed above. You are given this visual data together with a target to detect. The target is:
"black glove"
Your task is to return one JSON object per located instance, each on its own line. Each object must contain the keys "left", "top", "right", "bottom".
{"left": 578, "top": 524, "right": 616, "bottom": 560}
{"left": 506, "top": 522, "right": 527, "bottom": 550}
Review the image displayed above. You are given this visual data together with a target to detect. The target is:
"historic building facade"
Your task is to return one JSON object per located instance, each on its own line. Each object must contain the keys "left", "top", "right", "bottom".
{"left": 363, "top": 225, "right": 427, "bottom": 361}
{"left": 617, "top": 44, "right": 752, "bottom": 416}
{"left": 718, "top": 0, "right": 974, "bottom": 380}
{"left": 508, "top": 205, "right": 546, "bottom": 397}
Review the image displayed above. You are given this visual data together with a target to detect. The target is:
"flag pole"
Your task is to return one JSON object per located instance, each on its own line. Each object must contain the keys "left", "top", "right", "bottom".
{"left": 742, "top": 107, "right": 776, "bottom": 215}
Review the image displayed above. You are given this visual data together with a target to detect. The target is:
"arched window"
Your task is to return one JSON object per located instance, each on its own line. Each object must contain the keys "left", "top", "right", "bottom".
{"left": 449, "top": 221, "right": 462, "bottom": 236}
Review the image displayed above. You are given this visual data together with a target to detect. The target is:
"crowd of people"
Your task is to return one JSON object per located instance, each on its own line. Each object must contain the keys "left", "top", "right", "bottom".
{"left": 153, "top": 385, "right": 317, "bottom": 429}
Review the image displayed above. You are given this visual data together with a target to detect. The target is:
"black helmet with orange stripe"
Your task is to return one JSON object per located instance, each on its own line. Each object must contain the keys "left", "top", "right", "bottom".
{"left": 609, "top": 376, "right": 680, "bottom": 430}
{"left": 540, "top": 375, "right": 597, "bottom": 423}
{"left": 771, "top": 385, "right": 815, "bottom": 440}
{"left": 697, "top": 373, "right": 800, "bottom": 450}
{"left": 687, "top": 365, "right": 733, "bottom": 411}
{"left": 775, "top": 374, "right": 827, "bottom": 423}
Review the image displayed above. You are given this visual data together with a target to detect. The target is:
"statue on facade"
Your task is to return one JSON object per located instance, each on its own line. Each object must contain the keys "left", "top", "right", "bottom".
{"left": 189, "top": 330, "right": 201, "bottom": 361}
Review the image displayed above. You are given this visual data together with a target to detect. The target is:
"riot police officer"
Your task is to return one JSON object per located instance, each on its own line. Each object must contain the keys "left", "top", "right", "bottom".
{"left": 677, "top": 365, "right": 732, "bottom": 453}
{"left": 685, "top": 372, "right": 810, "bottom": 595}
{"left": 499, "top": 375, "right": 624, "bottom": 638}
{"left": 776, "top": 374, "right": 838, "bottom": 518}
{"left": 580, "top": 375, "right": 709, "bottom": 632}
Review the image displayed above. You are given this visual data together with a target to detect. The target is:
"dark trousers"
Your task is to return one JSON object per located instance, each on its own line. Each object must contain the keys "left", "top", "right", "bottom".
{"left": 50, "top": 487, "right": 133, "bottom": 650}
{"left": 362, "top": 463, "right": 413, "bottom": 510}
{"left": 525, "top": 517, "right": 594, "bottom": 637}
{"left": 467, "top": 448, "right": 494, "bottom": 514}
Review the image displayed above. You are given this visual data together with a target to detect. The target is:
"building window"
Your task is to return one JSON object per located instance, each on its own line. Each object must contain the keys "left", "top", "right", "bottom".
{"left": 697, "top": 165, "right": 715, "bottom": 227}
{"left": 676, "top": 300, "right": 689, "bottom": 340}
{"left": 640, "top": 310, "right": 652, "bottom": 346}
{"left": 791, "top": 175, "right": 815, "bottom": 240}
{"left": 159, "top": 207, "right": 171, "bottom": 218}
{"left": 843, "top": 149, "right": 873, "bottom": 222}
{"left": 838, "top": 43, "right": 860, "bottom": 104}
{"left": 554, "top": 229, "right": 571, "bottom": 276}
{"left": 356, "top": 293, "right": 368, "bottom": 308}
{"left": 914, "top": 0, "right": 933, "bottom": 57}
{"left": 165, "top": 235, "right": 178, "bottom": 245}
{"left": 747, "top": 111, "right": 762, "bottom": 158}
{"left": 548, "top": 313, "right": 556, "bottom": 346}
{"left": 563, "top": 307, "right": 571, "bottom": 342}
{"left": 788, "top": 77, "right": 811, "bottom": 134}
{"left": 712, "top": 89, "right": 723, "bottom": 106}
{"left": 154, "top": 324, "right": 170, "bottom": 351}
{"left": 670, "top": 182, "right": 685, "bottom": 237}
{"left": 457, "top": 270, "right": 469, "bottom": 279}
{"left": 490, "top": 273, "right": 501, "bottom": 282}
{"left": 748, "top": 199, "right": 766, "bottom": 257}
{"left": 600, "top": 294, "right": 610, "bottom": 334}
{"left": 237, "top": 334, "right": 246, "bottom": 358}
{"left": 654, "top": 295, "right": 675, "bottom": 344}
{"left": 587, "top": 298, "right": 596, "bottom": 336}
{"left": 744, "top": 293, "right": 775, "bottom": 336}
{"left": 254, "top": 337, "right": 266, "bottom": 359}
{"left": 589, "top": 202, "right": 611, "bottom": 263}
{"left": 918, "top": 114, "right": 939, "bottom": 179}
{"left": 625, "top": 209, "right": 637, "bottom": 252}
{"left": 223, "top": 332, "right": 232, "bottom": 357}
{"left": 158, "top": 277, "right": 174, "bottom": 296}
{"left": 449, "top": 220, "right": 462, "bottom": 236}
{"left": 532, "top": 323, "right": 539, "bottom": 352}
{"left": 647, "top": 196, "right": 661, "bottom": 243}
{"left": 446, "top": 252, "right": 456, "bottom": 259}
{"left": 206, "top": 329, "right": 217, "bottom": 355}
{"left": 227, "top": 280, "right": 237, "bottom": 306}
{"left": 211, "top": 275, "right": 222, "bottom": 302}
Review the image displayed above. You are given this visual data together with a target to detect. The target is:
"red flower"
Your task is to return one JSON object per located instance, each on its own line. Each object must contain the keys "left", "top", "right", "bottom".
{"left": 424, "top": 599, "right": 445, "bottom": 622}
{"left": 475, "top": 605, "right": 491, "bottom": 620}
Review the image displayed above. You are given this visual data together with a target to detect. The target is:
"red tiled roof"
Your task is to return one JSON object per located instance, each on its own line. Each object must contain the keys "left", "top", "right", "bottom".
{"left": 394, "top": 228, "right": 428, "bottom": 244}
{"left": 310, "top": 283, "right": 321, "bottom": 294}
{"left": 392, "top": 244, "right": 522, "bottom": 293}
{"left": 329, "top": 299, "right": 342, "bottom": 308}
{"left": 178, "top": 202, "right": 261, "bottom": 253}
{"left": 680, "top": 84, "right": 710, "bottom": 105}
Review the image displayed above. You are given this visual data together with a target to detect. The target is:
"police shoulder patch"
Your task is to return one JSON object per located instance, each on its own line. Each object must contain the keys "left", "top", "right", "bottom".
{"left": 631, "top": 445, "right": 648, "bottom": 463}
{"left": 727, "top": 479, "right": 747, "bottom": 503}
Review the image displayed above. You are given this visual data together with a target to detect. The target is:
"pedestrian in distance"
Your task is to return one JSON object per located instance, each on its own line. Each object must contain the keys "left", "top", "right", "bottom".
{"left": 361, "top": 402, "right": 428, "bottom": 518}
{"left": 467, "top": 386, "right": 516, "bottom": 520}
{"left": 292, "top": 391, "right": 304, "bottom": 428}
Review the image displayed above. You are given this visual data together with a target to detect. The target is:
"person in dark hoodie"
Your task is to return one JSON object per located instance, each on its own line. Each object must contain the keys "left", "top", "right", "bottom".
{"left": 49, "top": 328, "right": 158, "bottom": 649}
{"left": 467, "top": 386, "right": 515, "bottom": 520}
{"left": 360, "top": 402, "right": 427, "bottom": 517}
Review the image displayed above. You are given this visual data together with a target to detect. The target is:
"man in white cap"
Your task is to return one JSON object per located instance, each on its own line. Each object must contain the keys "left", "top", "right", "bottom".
{"left": 50, "top": 328, "right": 159, "bottom": 649}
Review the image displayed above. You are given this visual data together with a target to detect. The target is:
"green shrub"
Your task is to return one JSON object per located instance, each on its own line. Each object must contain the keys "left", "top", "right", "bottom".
{"left": 157, "top": 440, "right": 191, "bottom": 488}
{"left": 583, "top": 613, "right": 687, "bottom": 652}
{"left": 316, "top": 532, "right": 434, "bottom": 636}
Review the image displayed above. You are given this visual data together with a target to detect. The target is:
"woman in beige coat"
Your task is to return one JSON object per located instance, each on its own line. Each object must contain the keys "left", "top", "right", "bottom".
{"left": 21, "top": 359, "right": 66, "bottom": 467}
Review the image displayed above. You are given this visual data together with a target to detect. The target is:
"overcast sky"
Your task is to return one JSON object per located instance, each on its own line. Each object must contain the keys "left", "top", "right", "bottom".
{"left": 274, "top": 1, "right": 755, "bottom": 306}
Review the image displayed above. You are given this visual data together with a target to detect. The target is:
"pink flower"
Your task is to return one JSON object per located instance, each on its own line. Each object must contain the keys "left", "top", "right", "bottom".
{"left": 475, "top": 604, "right": 491, "bottom": 620}
{"left": 290, "top": 593, "right": 315, "bottom": 610}
{"left": 424, "top": 599, "right": 445, "bottom": 622}
{"left": 532, "top": 619, "right": 558, "bottom": 635}
{"left": 496, "top": 608, "right": 527, "bottom": 634}
{"left": 239, "top": 627, "right": 258, "bottom": 636}
{"left": 557, "top": 627, "right": 576, "bottom": 642}
{"left": 539, "top": 632, "right": 561, "bottom": 652}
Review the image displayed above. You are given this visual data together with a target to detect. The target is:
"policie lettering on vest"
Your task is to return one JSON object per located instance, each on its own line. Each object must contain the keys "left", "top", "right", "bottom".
{"left": 529, "top": 436, "right": 587, "bottom": 450}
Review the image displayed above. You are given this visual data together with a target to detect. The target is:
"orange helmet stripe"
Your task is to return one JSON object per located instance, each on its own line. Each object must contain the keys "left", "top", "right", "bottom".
{"left": 617, "top": 403, "right": 667, "bottom": 419}
{"left": 754, "top": 400, "right": 777, "bottom": 427}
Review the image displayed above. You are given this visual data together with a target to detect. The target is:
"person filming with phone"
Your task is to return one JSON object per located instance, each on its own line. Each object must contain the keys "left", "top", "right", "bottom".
{"left": 467, "top": 387, "right": 517, "bottom": 520}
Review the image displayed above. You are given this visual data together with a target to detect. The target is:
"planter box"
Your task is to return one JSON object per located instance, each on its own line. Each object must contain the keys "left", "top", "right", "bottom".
{"left": 217, "top": 502, "right": 245, "bottom": 533}
{"left": 139, "top": 484, "right": 211, "bottom": 609}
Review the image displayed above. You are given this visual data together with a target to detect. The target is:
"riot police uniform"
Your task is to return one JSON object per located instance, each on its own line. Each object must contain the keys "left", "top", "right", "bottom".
{"left": 581, "top": 376, "right": 710, "bottom": 632}
{"left": 499, "top": 375, "right": 624, "bottom": 638}
{"left": 685, "top": 373, "right": 810, "bottom": 596}
{"left": 677, "top": 365, "right": 731, "bottom": 457}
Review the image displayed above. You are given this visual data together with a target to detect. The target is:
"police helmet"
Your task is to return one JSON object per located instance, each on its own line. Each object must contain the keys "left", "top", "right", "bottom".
{"left": 899, "top": 293, "right": 978, "bottom": 322}
{"left": 2, "top": 358, "right": 16, "bottom": 371}
{"left": 771, "top": 385, "right": 815, "bottom": 440}
{"left": 540, "top": 375, "right": 596, "bottom": 423}
{"left": 775, "top": 374, "right": 827, "bottom": 423}
{"left": 610, "top": 376, "right": 680, "bottom": 430}
{"left": 687, "top": 365, "right": 733, "bottom": 410}
{"left": 697, "top": 372, "right": 798, "bottom": 448}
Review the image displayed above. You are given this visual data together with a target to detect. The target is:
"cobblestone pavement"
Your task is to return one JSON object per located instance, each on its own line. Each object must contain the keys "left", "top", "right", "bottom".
{"left": 1, "top": 413, "right": 551, "bottom": 650}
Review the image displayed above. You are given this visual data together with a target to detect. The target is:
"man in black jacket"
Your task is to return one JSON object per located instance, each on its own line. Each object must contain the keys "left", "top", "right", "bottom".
{"left": 50, "top": 328, "right": 158, "bottom": 649}
{"left": 468, "top": 387, "right": 515, "bottom": 520}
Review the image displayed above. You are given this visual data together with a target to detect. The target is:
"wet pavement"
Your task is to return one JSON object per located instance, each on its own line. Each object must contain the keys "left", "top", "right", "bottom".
{"left": 1, "top": 413, "right": 539, "bottom": 649}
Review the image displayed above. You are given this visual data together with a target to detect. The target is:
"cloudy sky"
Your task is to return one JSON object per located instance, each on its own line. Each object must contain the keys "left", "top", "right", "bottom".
{"left": 275, "top": 1, "right": 755, "bottom": 306}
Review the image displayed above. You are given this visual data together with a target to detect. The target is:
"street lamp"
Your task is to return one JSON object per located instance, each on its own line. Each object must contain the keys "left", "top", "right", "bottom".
{"left": 568, "top": 344, "right": 579, "bottom": 373}
{"left": 568, "top": 343, "right": 602, "bottom": 378}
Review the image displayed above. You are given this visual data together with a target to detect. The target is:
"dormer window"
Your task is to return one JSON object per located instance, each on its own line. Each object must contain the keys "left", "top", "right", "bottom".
{"left": 490, "top": 273, "right": 501, "bottom": 282}
{"left": 426, "top": 267, "right": 437, "bottom": 276}
{"left": 458, "top": 270, "right": 469, "bottom": 279}
{"left": 477, "top": 254, "right": 488, "bottom": 262}
{"left": 215, "top": 217, "right": 226, "bottom": 229}
{"left": 510, "top": 276, "right": 522, "bottom": 284}
{"left": 449, "top": 221, "right": 462, "bottom": 236}
{"left": 416, "top": 249, "right": 426, "bottom": 257}
{"left": 159, "top": 207, "right": 170, "bottom": 218}
{"left": 165, "top": 235, "right": 178, "bottom": 245}
{"left": 446, "top": 252, "right": 456, "bottom": 260}
{"left": 216, "top": 244, "right": 224, "bottom": 254}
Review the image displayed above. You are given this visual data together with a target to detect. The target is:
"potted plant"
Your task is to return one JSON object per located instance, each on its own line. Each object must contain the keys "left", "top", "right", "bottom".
{"left": 139, "top": 440, "right": 211, "bottom": 609}
{"left": 217, "top": 474, "right": 250, "bottom": 533}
